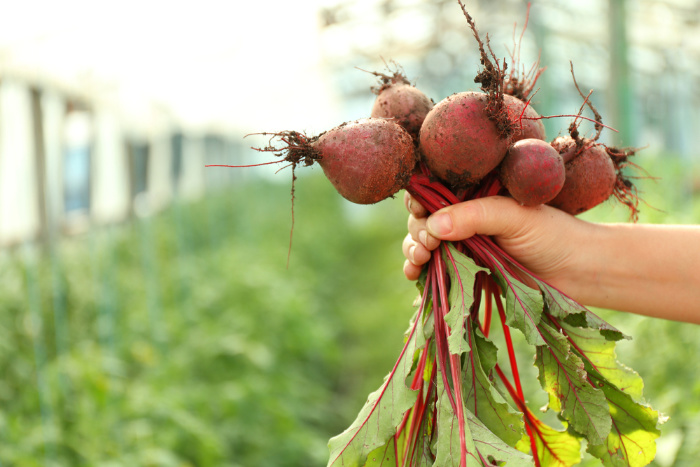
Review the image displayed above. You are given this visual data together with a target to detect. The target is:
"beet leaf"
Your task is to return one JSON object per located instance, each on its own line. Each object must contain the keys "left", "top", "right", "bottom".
{"left": 462, "top": 321, "right": 524, "bottom": 447}
{"left": 442, "top": 244, "right": 488, "bottom": 355}
{"left": 434, "top": 361, "right": 480, "bottom": 467}
{"left": 585, "top": 377, "right": 662, "bottom": 466}
{"left": 559, "top": 321, "right": 663, "bottom": 466}
{"left": 326, "top": 308, "right": 426, "bottom": 467}
{"left": 533, "top": 277, "right": 629, "bottom": 342}
{"left": 487, "top": 253, "right": 546, "bottom": 346}
{"left": 527, "top": 418, "right": 582, "bottom": 466}
{"left": 535, "top": 320, "right": 612, "bottom": 445}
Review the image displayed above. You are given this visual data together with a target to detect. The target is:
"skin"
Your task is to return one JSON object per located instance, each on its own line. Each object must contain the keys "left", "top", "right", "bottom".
{"left": 402, "top": 192, "right": 700, "bottom": 324}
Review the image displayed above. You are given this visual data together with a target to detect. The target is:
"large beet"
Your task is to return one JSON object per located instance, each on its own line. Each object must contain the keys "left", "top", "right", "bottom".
{"left": 419, "top": 91, "right": 511, "bottom": 187}
{"left": 315, "top": 118, "right": 416, "bottom": 205}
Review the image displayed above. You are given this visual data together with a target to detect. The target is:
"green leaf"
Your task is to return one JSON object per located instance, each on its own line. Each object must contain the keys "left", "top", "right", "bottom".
{"left": 433, "top": 361, "right": 480, "bottom": 467}
{"left": 586, "top": 376, "right": 662, "bottom": 467}
{"left": 533, "top": 277, "right": 628, "bottom": 341}
{"left": 562, "top": 323, "right": 663, "bottom": 466}
{"left": 560, "top": 322, "right": 643, "bottom": 401}
{"left": 442, "top": 244, "right": 488, "bottom": 355}
{"left": 535, "top": 321, "right": 612, "bottom": 446}
{"left": 525, "top": 418, "right": 583, "bottom": 467}
{"left": 364, "top": 438, "right": 396, "bottom": 466}
{"left": 433, "top": 344, "right": 530, "bottom": 466}
{"left": 327, "top": 313, "right": 425, "bottom": 467}
{"left": 462, "top": 324, "right": 525, "bottom": 447}
{"left": 465, "top": 409, "right": 533, "bottom": 466}
{"left": 487, "top": 255, "right": 545, "bottom": 346}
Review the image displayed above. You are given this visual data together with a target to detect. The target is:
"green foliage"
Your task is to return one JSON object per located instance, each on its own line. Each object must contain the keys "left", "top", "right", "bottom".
{"left": 0, "top": 174, "right": 415, "bottom": 466}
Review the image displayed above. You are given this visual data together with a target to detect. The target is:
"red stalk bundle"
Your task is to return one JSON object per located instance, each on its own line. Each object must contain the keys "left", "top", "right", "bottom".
{"left": 325, "top": 165, "right": 662, "bottom": 467}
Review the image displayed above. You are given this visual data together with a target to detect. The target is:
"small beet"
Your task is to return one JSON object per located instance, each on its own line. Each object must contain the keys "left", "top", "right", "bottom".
{"left": 547, "top": 142, "right": 616, "bottom": 215}
{"left": 505, "top": 95, "right": 546, "bottom": 144}
{"left": 371, "top": 82, "right": 434, "bottom": 142}
{"left": 315, "top": 118, "right": 416, "bottom": 205}
{"left": 500, "top": 139, "right": 565, "bottom": 206}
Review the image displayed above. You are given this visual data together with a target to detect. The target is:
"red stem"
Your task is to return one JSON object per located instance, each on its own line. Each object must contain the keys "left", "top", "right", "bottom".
{"left": 205, "top": 161, "right": 282, "bottom": 168}
{"left": 483, "top": 281, "right": 493, "bottom": 338}
{"left": 494, "top": 364, "right": 542, "bottom": 467}
{"left": 434, "top": 250, "right": 469, "bottom": 467}
{"left": 494, "top": 288, "right": 526, "bottom": 401}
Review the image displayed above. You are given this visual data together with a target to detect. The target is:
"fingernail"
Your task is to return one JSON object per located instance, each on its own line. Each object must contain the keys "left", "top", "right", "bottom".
{"left": 418, "top": 230, "right": 427, "bottom": 245}
{"left": 427, "top": 213, "right": 452, "bottom": 236}
{"left": 408, "top": 245, "right": 416, "bottom": 262}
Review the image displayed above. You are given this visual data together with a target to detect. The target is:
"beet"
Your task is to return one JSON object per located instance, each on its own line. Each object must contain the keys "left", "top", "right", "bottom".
{"left": 419, "top": 91, "right": 511, "bottom": 188}
{"left": 505, "top": 94, "right": 546, "bottom": 143}
{"left": 315, "top": 118, "right": 416, "bottom": 204}
{"left": 371, "top": 82, "right": 434, "bottom": 142}
{"left": 550, "top": 135, "right": 579, "bottom": 164}
{"left": 547, "top": 141, "right": 616, "bottom": 215}
{"left": 500, "top": 139, "right": 565, "bottom": 206}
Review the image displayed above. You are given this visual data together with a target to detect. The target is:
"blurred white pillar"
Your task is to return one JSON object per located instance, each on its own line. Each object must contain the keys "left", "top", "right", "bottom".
{"left": 92, "top": 111, "right": 130, "bottom": 224}
{"left": 0, "top": 80, "right": 39, "bottom": 246}
{"left": 179, "top": 135, "right": 205, "bottom": 200}
{"left": 42, "top": 91, "right": 66, "bottom": 235}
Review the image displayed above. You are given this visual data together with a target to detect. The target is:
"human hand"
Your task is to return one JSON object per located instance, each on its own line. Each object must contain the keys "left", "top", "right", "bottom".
{"left": 402, "top": 192, "right": 595, "bottom": 294}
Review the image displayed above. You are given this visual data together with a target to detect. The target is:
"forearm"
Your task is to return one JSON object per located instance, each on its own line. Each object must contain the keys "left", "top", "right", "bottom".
{"left": 568, "top": 223, "right": 700, "bottom": 323}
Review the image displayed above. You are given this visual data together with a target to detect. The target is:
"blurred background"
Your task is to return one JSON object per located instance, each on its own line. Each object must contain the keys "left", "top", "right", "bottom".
{"left": 0, "top": 0, "right": 698, "bottom": 465}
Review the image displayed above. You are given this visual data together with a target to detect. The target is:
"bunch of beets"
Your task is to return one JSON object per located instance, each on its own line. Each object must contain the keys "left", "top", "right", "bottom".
{"left": 224, "top": 2, "right": 665, "bottom": 466}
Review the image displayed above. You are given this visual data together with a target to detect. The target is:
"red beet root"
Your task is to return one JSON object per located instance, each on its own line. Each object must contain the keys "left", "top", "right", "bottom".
{"left": 500, "top": 138, "right": 565, "bottom": 206}
{"left": 550, "top": 135, "right": 579, "bottom": 163}
{"left": 505, "top": 94, "right": 546, "bottom": 144}
{"left": 315, "top": 118, "right": 416, "bottom": 204}
{"left": 371, "top": 81, "right": 434, "bottom": 142}
{"left": 548, "top": 141, "right": 616, "bottom": 215}
{"left": 419, "top": 91, "right": 511, "bottom": 188}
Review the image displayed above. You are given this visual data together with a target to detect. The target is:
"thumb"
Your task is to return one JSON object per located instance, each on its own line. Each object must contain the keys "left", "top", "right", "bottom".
{"left": 425, "top": 196, "right": 535, "bottom": 241}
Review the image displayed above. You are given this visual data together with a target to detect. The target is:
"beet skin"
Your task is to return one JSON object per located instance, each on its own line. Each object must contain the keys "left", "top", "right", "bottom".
{"left": 548, "top": 143, "right": 616, "bottom": 215}
{"left": 500, "top": 139, "right": 565, "bottom": 206}
{"left": 371, "top": 83, "right": 434, "bottom": 142}
{"left": 315, "top": 118, "right": 416, "bottom": 205}
{"left": 419, "top": 91, "right": 511, "bottom": 188}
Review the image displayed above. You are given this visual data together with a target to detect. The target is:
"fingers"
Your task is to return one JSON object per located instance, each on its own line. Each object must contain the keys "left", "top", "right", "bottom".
{"left": 403, "top": 259, "right": 423, "bottom": 281}
{"left": 402, "top": 233, "right": 431, "bottom": 265}
{"left": 408, "top": 214, "right": 441, "bottom": 251}
{"left": 404, "top": 191, "right": 429, "bottom": 218}
{"left": 425, "top": 196, "right": 536, "bottom": 241}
